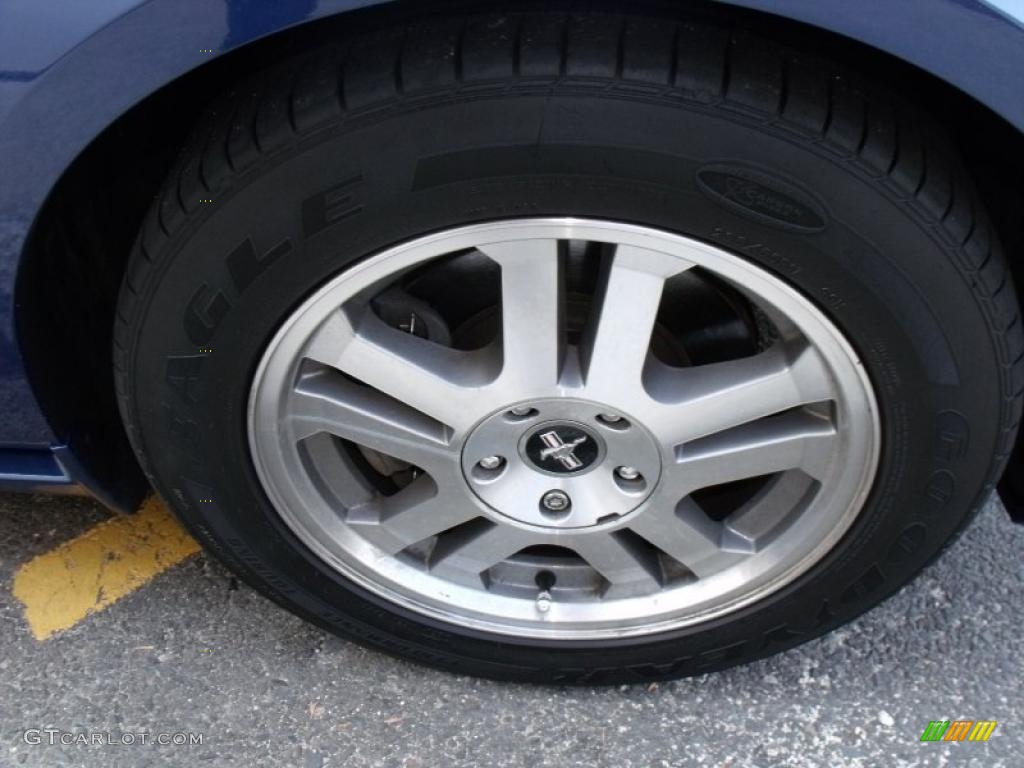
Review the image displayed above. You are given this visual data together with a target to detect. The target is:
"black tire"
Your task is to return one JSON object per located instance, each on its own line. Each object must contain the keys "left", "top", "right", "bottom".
{"left": 114, "top": 7, "right": 1022, "bottom": 683}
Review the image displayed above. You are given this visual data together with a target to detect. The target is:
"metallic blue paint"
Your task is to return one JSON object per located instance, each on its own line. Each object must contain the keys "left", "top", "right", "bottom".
{"left": 0, "top": 0, "right": 1022, "bottom": 503}
{"left": 0, "top": 445, "right": 73, "bottom": 489}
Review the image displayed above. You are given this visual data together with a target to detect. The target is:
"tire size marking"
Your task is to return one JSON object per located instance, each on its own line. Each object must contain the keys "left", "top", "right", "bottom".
{"left": 708, "top": 226, "right": 803, "bottom": 277}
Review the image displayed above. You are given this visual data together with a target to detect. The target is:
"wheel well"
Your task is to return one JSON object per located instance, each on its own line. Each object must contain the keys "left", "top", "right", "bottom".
{"left": 14, "top": 0, "right": 1024, "bottom": 508}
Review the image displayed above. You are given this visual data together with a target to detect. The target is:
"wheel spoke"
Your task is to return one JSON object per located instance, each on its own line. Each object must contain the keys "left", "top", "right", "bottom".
{"left": 428, "top": 523, "right": 537, "bottom": 581}
{"left": 665, "top": 410, "right": 837, "bottom": 496}
{"left": 581, "top": 244, "right": 694, "bottom": 397}
{"left": 722, "top": 472, "right": 817, "bottom": 551}
{"left": 303, "top": 308, "right": 496, "bottom": 433}
{"left": 629, "top": 498, "right": 739, "bottom": 579}
{"left": 477, "top": 239, "right": 564, "bottom": 390}
{"left": 573, "top": 531, "right": 663, "bottom": 596}
{"left": 643, "top": 341, "right": 835, "bottom": 448}
{"left": 289, "top": 370, "right": 459, "bottom": 478}
{"left": 349, "top": 476, "right": 480, "bottom": 555}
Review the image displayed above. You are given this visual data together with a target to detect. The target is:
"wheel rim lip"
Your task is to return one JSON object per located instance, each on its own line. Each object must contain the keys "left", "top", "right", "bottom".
{"left": 247, "top": 218, "right": 881, "bottom": 640}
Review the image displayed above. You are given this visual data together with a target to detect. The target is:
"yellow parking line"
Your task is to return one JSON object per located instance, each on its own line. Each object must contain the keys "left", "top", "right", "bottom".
{"left": 12, "top": 496, "right": 200, "bottom": 640}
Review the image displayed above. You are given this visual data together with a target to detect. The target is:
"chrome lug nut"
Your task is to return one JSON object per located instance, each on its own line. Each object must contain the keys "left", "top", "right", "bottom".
{"left": 598, "top": 412, "right": 622, "bottom": 423}
{"left": 478, "top": 456, "right": 504, "bottom": 470}
{"left": 541, "top": 490, "right": 571, "bottom": 513}
{"left": 509, "top": 406, "right": 534, "bottom": 416}
{"left": 616, "top": 466, "right": 641, "bottom": 481}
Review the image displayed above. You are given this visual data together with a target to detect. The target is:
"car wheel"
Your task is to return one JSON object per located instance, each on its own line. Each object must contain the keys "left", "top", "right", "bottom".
{"left": 114, "top": 9, "right": 1022, "bottom": 682}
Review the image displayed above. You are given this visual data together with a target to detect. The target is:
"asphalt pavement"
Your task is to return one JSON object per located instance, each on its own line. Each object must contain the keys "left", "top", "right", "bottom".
{"left": 1, "top": 491, "right": 1022, "bottom": 767}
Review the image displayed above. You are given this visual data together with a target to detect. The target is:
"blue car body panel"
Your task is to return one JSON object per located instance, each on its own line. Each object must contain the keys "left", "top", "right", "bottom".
{"left": 1, "top": 0, "right": 1023, "bottom": 502}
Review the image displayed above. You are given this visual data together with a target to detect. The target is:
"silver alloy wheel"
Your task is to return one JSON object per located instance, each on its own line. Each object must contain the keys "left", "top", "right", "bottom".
{"left": 248, "top": 219, "right": 880, "bottom": 639}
